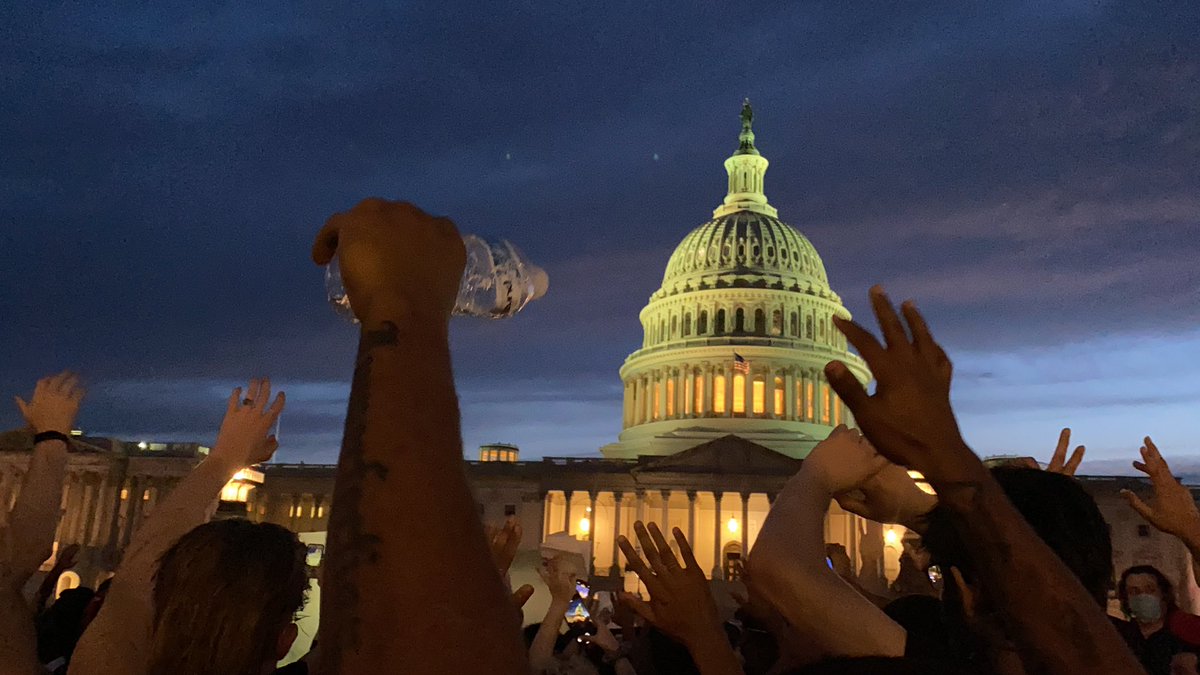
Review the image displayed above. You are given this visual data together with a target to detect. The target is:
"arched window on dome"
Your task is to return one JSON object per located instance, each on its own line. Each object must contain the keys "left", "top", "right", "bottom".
{"left": 754, "top": 309, "right": 765, "bottom": 335}
{"left": 713, "top": 374, "right": 726, "bottom": 413}
{"left": 683, "top": 312, "right": 692, "bottom": 337}
{"left": 735, "top": 308, "right": 745, "bottom": 333}
{"left": 789, "top": 311, "right": 798, "bottom": 336}
{"left": 772, "top": 309, "right": 783, "bottom": 336}
{"left": 774, "top": 376, "right": 785, "bottom": 416}
{"left": 660, "top": 319, "right": 666, "bottom": 343}
{"left": 715, "top": 309, "right": 726, "bottom": 335}
{"left": 670, "top": 315, "right": 678, "bottom": 339}
{"left": 805, "top": 315, "right": 814, "bottom": 339}
{"left": 698, "top": 310, "right": 708, "bottom": 335}
{"left": 820, "top": 318, "right": 827, "bottom": 341}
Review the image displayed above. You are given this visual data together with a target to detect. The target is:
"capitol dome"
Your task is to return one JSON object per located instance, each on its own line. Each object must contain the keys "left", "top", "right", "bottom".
{"left": 601, "top": 102, "right": 870, "bottom": 460}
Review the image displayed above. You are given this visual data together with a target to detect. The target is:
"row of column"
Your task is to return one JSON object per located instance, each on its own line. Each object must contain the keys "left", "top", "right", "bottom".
{"left": 624, "top": 364, "right": 841, "bottom": 427}
{"left": 543, "top": 489, "right": 776, "bottom": 580}
{"left": 0, "top": 466, "right": 168, "bottom": 554}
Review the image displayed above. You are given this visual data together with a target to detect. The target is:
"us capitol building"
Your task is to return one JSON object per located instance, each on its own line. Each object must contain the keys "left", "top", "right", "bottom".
{"left": 2, "top": 104, "right": 1196, "bottom": 615}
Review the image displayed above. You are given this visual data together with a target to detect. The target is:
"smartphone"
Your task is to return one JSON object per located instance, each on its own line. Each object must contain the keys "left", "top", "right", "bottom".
{"left": 576, "top": 579, "right": 590, "bottom": 599}
{"left": 306, "top": 544, "right": 325, "bottom": 568}
{"left": 825, "top": 556, "right": 834, "bottom": 570}
{"left": 566, "top": 597, "right": 591, "bottom": 623}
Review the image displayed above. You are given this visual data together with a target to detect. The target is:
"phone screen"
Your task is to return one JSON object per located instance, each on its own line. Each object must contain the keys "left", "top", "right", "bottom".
{"left": 825, "top": 556, "right": 834, "bottom": 569}
{"left": 576, "top": 580, "right": 590, "bottom": 599}
{"left": 306, "top": 544, "right": 324, "bottom": 568}
{"left": 565, "top": 598, "right": 591, "bottom": 623}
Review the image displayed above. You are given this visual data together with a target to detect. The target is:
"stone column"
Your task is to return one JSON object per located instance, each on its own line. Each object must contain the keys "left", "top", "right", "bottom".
{"left": 611, "top": 492, "right": 624, "bottom": 573}
{"left": 766, "top": 370, "right": 777, "bottom": 417}
{"left": 740, "top": 492, "right": 750, "bottom": 554}
{"left": 81, "top": 475, "right": 103, "bottom": 547}
{"left": 724, "top": 368, "right": 734, "bottom": 417}
{"left": 541, "top": 491, "right": 551, "bottom": 540}
{"left": 785, "top": 370, "right": 796, "bottom": 420}
{"left": 704, "top": 365, "right": 714, "bottom": 415}
{"left": 643, "top": 376, "right": 652, "bottom": 424}
{"left": 563, "top": 491, "right": 574, "bottom": 534}
{"left": 686, "top": 491, "right": 697, "bottom": 544}
{"left": 712, "top": 492, "right": 724, "bottom": 579}
{"left": 659, "top": 490, "right": 670, "bottom": 530}
{"left": 814, "top": 377, "right": 824, "bottom": 424}
{"left": 745, "top": 369, "right": 755, "bottom": 416}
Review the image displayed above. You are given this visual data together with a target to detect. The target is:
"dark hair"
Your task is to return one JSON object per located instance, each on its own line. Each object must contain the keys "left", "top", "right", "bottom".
{"left": 922, "top": 467, "right": 1113, "bottom": 606}
{"left": 36, "top": 587, "right": 95, "bottom": 663}
{"left": 1117, "top": 564, "right": 1177, "bottom": 617}
{"left": 149, "top": 519, "right": 307, "bottom": 675}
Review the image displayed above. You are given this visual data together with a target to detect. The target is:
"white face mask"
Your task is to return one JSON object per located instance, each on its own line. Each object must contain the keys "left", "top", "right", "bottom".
{"left": 1129, "top": 593, "right": 1164, "bottom": 623}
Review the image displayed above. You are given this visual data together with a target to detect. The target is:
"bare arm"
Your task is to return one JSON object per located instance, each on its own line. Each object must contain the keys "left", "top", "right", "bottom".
{"left": 312, "top": 199, "right": 526, "bottom": 674}
{"left": 70, "top": 381, "right": 283, "bottom": 675}
{"left": 825, "top": 286, "right": 1145, "bottom": 675}
{"left": 1121, "top": 437, "right": 1200, "bottom": 590}
{"left": 0, "top": 373, "right": 84, "bottom": 675}
{"left": 749, "top": 428, "right": 906, "bottom": 659}
{"left": 529, "top": 555, "right": 576, "bottom": 670}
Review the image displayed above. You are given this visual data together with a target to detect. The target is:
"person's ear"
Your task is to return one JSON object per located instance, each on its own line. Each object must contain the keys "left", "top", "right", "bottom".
{"left": 950, "top": 566, "right": 978, "bottom": 621}
{"left": 276, "top": 622, "right": 299, "bottom": 661}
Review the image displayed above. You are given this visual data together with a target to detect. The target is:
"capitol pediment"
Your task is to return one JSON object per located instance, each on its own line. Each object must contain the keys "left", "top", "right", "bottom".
{"left": 631, "top": 435, "right": 801, "bottom": 476}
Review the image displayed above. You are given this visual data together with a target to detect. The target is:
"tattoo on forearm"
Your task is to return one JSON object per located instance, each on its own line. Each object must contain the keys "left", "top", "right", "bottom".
{"left": 320, "top": 322, "right": 399, "bottom": 672}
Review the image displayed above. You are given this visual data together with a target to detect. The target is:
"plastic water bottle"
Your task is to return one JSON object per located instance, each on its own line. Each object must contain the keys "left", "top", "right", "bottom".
{"left": 325, "top": 235, "right": 549, "bottom": 322}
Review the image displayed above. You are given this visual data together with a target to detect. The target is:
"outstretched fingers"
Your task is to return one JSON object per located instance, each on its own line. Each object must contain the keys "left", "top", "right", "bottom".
{"left": 646, "top": 522, "right": 680, "bottom": 570}
{"left": 869, "top": 286, "right": 910, "bottom": 350}
{"left": 312, "top": 212, "right": 344, "bottom": 265}
{"left": 618, "top": 592, "right": 656, "bottom": 625}
{"left": 634, "top": 521, "right": 667, "bottom": 574}
{"left": 671, "top": 527, "right": 699, "bottom": 571}
{"left": 825, "top": 361, "right": 870, "bottom": 411}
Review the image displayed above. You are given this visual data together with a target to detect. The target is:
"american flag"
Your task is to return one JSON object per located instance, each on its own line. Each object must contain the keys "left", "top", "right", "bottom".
{"left": 733, "top": 352, "right": 750, "bottom": 373}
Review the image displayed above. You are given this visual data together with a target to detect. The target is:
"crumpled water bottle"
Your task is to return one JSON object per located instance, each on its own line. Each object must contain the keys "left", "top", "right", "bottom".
{"left": 325, "top": 235, "right": 549, "bottom": 322}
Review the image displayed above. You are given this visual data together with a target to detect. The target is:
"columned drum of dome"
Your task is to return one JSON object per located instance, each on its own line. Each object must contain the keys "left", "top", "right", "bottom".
{"left": 601, "top": 102, "right": 871, "bottom": 460}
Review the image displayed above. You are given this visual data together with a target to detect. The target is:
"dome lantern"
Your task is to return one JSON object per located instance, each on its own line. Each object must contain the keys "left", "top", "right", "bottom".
{"left": 715, "top": 99, "right": 778, "bottom": 219}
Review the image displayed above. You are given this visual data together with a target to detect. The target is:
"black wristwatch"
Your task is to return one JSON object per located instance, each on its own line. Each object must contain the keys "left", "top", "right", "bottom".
{"left": 33, "top": 430, "right": 72, "bottom": 446}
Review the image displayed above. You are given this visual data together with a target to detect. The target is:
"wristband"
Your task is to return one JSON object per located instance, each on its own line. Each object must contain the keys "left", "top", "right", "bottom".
{"left": 33, "top": 431, "right": 72, "bottom": 446}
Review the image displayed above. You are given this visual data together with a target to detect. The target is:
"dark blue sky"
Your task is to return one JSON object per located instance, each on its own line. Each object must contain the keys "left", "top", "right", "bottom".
{"left": 2, "top": 1, "right": 1198, "bottom": 467}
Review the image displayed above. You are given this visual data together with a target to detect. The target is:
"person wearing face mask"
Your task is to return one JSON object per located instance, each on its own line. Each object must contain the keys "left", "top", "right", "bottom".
{"left": 1115, "top": 565, "right": 1200, "bottom": 675}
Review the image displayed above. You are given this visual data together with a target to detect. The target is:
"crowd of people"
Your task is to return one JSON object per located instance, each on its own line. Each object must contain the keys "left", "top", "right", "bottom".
{"left": 1, "top": 198, "right": 1199, "bottom": 674}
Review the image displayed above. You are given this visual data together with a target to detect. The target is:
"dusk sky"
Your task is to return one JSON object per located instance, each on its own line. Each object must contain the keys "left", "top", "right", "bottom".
{"left": 2, "top": 2, "right": 1197, "bottom": 470}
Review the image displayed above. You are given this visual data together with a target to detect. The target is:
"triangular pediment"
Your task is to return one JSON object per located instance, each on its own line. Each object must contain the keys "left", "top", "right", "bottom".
{"left": 632, "top": 435, "right": 801, "bottom": 476}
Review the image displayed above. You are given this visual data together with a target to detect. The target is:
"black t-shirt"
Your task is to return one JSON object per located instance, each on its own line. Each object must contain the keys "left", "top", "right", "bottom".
{"left": 1114, "top": 616, "right": 1183, "bottom": 675}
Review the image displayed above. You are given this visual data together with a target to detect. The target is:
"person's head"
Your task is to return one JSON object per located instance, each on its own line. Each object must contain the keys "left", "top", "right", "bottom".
{"left": 149, "top": 519, "right": 307, "bottom": 675}
{"left": 36, "top": 586, "right": 95, "bottom": 663}
{"left": 923, "top": 467, "right": 1113, "bottom": 607}
{"left": 1118, "top": 565, "right": 1177, "bottom": 624}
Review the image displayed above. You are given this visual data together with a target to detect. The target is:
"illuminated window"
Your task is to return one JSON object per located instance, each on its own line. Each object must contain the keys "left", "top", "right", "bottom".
{"left": 806, "top": 381, "right": 815, "bottom": 420}
{"left": 752, "top": 378, "right": 765, "bottom": 415}
{"left": 694, "top": 374, "right": 705, "bottom": 414}
{"left": 821, "top": 384, "right": 831, "bottom": 423}
{"left": 120, "top": 488, "right": 129, "bottom": 501}
{"left": 258, "top": 505, "right": 266, "bottom": 515}
{"left": 288, "top": 505, "right": 296, "bottom": 518}
{"left": 666, "top": 379, "right": 676, "bottom": 417}
{"left": 713, "top": 374, "right": 726, "bottom": 413}
{"left": 698, "top": 311, "right": 708, "bottom": 334}
{"left": 310, "top": 505, "right": 318, "bottom": 518}
{"left": 732, "top": 373, "right": 746, "bottom": 414}
{"left": 652, "top": 382, "right": 661, "bottom": 421}
{"left": 833, "top": 398, "right": 842, "bottom": 426}
{"left": 142, "top": 489, "right": 151, "bottom": 502}
{"left": 774, "top": 376, "right": 785, "bottom": 415}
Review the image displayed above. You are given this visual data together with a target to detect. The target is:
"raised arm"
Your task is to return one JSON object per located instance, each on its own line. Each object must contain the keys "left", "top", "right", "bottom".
{"left": 618, "top": 521, "right": 743, "bottom": 675}
{"left": 1121, "top": 437, "right": 1200, "bottom": 591}
{"left": 0, "top": 372, "right": 84, "bottom": 675}
{"left": 748, "top": 427, "right": 907, "bottom": 660}
{"left": 70, "top": 380, "right": 283, "bottom": 675}
{"left": 311, "top": 199, "right": 527, "bottom": 674}
{"left": 825, "top": 286, "right": 1144, "bottom": 675}
{"left": 529, "top": 554, "right": 577, "bottom": 670}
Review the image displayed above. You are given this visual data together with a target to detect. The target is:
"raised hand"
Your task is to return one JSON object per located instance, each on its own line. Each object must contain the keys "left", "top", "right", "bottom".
{"left": 1121, "top": 437, "right": 1200, "bottom": 539}
{"left": 800, "top": 425, "right": 890, "bottom": 495}
{"left": 210, "top": 379, "right": 285, "bottom": 469}
{"left": 1047, "top": 428, "right": 1086, "bottom": 476}
{"left": 15, "top": 371, "right": 85, "bottom": 435}
{"left": 836, "top": 462, "right": 937, "bottom": 529}
{"left": 617, "top": 522, "right": 722, "bottom": 650}
{"left": 538, "top": 554, "right": 580, "bottom": 604}
{"left": 312, "top": 198, "right": 466, "bottom": 326}
{"left": 825, "top": 286, "right": 972, "bottom": 483}
{"left": 579, "top": 608, "right": 621, "bottom": 653}
{"left": 485, "top": 518, "right": 523, "bottom": 577}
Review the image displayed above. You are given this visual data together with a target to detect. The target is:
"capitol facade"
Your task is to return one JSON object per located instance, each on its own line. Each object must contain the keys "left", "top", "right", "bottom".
{"left": 2, "top": 106, "right": 1196, "bottom": 636}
